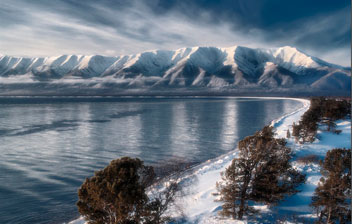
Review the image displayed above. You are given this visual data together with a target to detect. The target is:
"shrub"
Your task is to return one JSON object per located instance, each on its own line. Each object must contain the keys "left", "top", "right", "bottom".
{"left": 296, "top": 154, "right": 320, "bottom": 165}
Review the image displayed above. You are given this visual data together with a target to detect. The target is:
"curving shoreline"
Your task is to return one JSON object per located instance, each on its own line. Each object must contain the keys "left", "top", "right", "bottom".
{"left": 165, "top": 97, "right": 310, "bottom": 222}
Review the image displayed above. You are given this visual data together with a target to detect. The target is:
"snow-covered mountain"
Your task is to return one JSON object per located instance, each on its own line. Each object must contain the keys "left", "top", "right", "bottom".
{"left": 0, "top": 46, "right": 350, "bottom": 96}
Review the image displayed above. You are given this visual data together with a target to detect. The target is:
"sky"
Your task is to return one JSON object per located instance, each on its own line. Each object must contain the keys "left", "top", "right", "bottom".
{"left": 0, "top": 0, "right": 350, "bottom": 66}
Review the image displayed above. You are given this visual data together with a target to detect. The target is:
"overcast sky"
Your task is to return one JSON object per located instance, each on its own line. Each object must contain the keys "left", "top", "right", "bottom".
{"left": 0, "top": 0, "right": 350, "bottom": 66}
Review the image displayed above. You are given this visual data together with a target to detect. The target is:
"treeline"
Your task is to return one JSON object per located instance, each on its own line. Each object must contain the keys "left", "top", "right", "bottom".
{"left": 292, "top": 97, "right": 350, "bottom": 143}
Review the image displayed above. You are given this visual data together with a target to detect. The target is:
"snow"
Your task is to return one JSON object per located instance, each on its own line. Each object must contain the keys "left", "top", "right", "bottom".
{"left": 172, "top": 47, "right": 198, "bottom": 61}
{"left": 271, "top": 98, "right": 310, "bottom": 137}
{"left": 207, "top": 76, "right": 229, "bottom": 87}
{"left": 192, "top": 69, "right": 206, "bottom": 86}
{"left": 263, "top": 61, "right": 275, "bottom": 73}
{"left": 102, "top": 56, "right": 126, "bottom": 75}
{"left": 76, "top": 55, "right": 94, "bottom": 69}
{"left": 123, "top": 54, "right": 141, "bottom": 69}
{"left": 42, "top": 55, "right": 64, "bottom": 66}
{"left": 306, "top": 175, "right": 321, "bottom": 186}
{"left": 68, "top": 97, "right": 350, "bottom": 223}
{"left": 272, "top": 46, "right": 320, "bottom": 72}
{"left": 68, "top": 217, "right": 85, "bottom": 224}
{"left": 169, "top": 69, "right": 184, "bottom": 85}
{"left": 221, "top": 46, "right": 238, "bottom": 72}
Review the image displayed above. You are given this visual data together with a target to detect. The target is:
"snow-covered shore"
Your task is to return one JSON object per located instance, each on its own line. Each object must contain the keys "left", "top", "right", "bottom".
{"left": 69, "top": 97, "right": 350, "bottom": 224}
{"left": 165, "top": 98, "right": 311, "bottom": 223}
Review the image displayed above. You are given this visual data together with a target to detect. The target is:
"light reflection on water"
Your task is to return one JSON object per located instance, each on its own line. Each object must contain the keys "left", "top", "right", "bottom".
{"left": 0, "top": 97, "right": 302, "bottom": 224}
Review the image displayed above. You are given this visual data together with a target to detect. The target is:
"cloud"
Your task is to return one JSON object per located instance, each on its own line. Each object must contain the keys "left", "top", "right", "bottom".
{"left": 0, "top": 0, "right": 350, "bottom": 66}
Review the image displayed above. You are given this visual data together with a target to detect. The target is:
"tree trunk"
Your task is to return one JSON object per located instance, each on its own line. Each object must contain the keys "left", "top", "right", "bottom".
{"left": 327, "top": 206, "right": 332, "bottom": 223}
{"left": 318, "top": 211, "right": 323, "bottom": 223}
{"left": 238, "top": 197, "right": 245, "bottom": 219}
{"left": 238, "top": 172, "right": 251, "bottom": 219}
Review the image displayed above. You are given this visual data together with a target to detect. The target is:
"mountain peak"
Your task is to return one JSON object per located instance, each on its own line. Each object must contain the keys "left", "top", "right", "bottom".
{"left": 278, "top": 45, "right": 299, "bottom": 51}
{"left": 272, "top": 46, "right": 320, "bottom": 69}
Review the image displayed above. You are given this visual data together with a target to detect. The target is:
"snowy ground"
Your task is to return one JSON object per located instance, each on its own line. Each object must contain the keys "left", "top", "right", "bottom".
{"left": 69, "top": 98, "right": 351, "bottom": 224}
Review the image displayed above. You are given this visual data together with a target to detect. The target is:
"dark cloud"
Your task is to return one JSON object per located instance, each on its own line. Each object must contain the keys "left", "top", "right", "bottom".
{"left": 261, "top": 6, "right": 350, "bottom": 51}
{"left": 0, "top": 0, "right": 350, "bottom": 66}
{"left": 146, "top": 0, "right": 348, "bottom": 30}
{"left": 260, "top": 0, "right": 348, "bottom": 27}
{"left": 145, "top": 0, "right": 350, "bottom": 50}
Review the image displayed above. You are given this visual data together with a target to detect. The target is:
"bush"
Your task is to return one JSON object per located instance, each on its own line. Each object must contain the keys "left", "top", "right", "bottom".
{"left": 296, "top": 154, "right": 320, "bottom": 165}
{"left": 153, "top": 156, "right": 197, "bottom": 179}
{"left": 77, "top": 157, "right": 179, "bottom": 224}
{"left": 333, "top": 129, "right": 342, "bottom": 135}
{"left": 217, "top": 126, "right": 305, "bottom": 220}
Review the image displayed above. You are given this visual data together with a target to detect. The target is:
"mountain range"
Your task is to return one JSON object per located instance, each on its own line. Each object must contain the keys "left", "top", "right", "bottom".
{"left": 0, "top": 46, "right": 350, "bottom": 96}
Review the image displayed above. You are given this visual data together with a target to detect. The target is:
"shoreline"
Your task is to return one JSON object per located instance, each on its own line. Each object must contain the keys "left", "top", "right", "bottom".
{"left": 165, "top": 98, "right": 310, "bottom": 222}
{"left": 166, "top": 97, "right": 310, "bottom": 181}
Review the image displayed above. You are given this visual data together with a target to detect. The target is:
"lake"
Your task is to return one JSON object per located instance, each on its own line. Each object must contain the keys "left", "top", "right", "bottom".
{"left": 0, "top": 97, "right": 302, "bottom": 224}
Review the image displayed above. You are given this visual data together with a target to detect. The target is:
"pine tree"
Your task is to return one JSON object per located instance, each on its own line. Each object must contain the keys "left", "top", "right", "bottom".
{"left": 76, "top": 157, "right": 179, "bottom": 224}
{"left": 311, "top": 148, "right": 351, "bottom": 224}
{"left": 217, "top": 126, "right": 305, "bottom": 220}
{"left": 77, "top": 157, "right": 152, "bottom": 224}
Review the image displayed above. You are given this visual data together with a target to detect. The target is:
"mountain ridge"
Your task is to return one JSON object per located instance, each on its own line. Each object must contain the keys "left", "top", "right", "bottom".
{"left": 0, "top": 45, "right": 350, "bottom": 96}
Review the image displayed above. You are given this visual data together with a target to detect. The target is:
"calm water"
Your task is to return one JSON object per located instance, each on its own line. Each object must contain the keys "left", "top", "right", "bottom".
{"left": 0, "top": 97, "right": 302, "bottom": 224}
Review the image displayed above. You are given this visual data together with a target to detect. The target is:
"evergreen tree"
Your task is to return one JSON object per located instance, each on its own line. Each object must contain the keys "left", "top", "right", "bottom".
{"left": 217, "top": 126, "right": 305, "bottom": 220}
{"left": 311, "top": 148, "right": 351, "bottom": 224}
{"left": 77, "top": 157, "right": 178, "bottom": 224}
